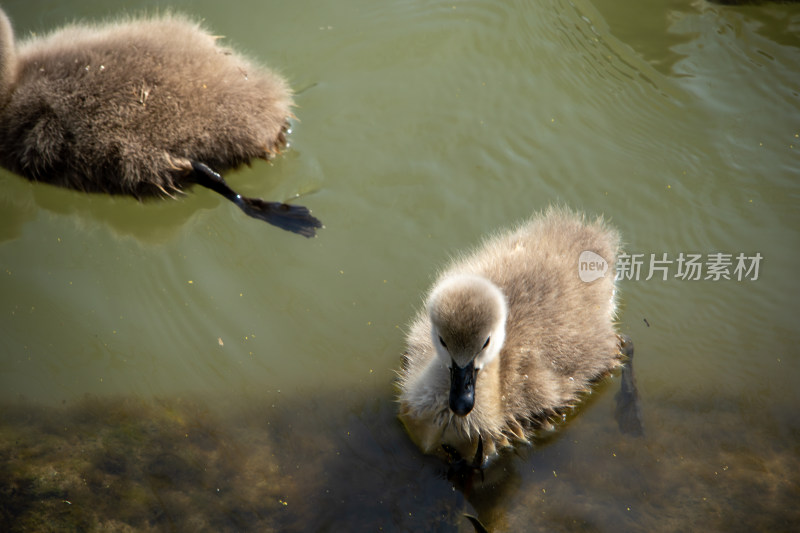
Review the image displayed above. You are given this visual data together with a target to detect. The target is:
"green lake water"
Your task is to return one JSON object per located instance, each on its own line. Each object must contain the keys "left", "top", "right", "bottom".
{"left": 1, "top": 0, "right": 798, "bottom": 531}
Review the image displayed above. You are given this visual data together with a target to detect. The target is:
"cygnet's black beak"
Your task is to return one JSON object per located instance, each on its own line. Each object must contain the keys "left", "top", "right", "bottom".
{"left": 449, "top": 360, "right": 477, "bottom": 416}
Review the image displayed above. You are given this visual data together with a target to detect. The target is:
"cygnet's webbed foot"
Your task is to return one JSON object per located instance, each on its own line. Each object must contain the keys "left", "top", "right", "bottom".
{"left": 191, "top": 161, "right": 323, "bottom": 238}
{"left": 237, "top": 197, "right": 322, "bottom": 238}
{"left": 442, "top": 435, "right": 485, "bottom": 490}
{"left": 615, "top": 334, "right": 644, "bottom": 437}
{"left": 443, "top": 438, "right": 489, "bottom": 530}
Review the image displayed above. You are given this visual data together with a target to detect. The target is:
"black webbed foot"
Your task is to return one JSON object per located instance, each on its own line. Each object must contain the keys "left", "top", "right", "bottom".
{"left": 191, "top": 161, "right": 323, "bottom": 238}
{"left": 237, "top": 197, "right": 323, "bottom": 238}
{"left": 442, "top": 438, "right": 489, "bottom": 531}
{"left": 615, "top": 335, "right": 644, "bottom": 437}
{"left": 442, "top": 435, "right": 485, "bottom": 491}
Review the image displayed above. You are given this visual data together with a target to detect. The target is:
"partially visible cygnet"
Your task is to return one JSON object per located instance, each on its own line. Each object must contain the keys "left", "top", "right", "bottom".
{"left": 0, "top": 9, "right": 321, "bottom": 236}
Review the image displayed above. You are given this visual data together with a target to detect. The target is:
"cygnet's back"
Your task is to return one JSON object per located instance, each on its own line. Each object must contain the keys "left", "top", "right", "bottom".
{"left": 0, "top": 10, "right": 320, "bottom": 236}
{"left": 398, "top": 207, "right": 623, "bottom": 460}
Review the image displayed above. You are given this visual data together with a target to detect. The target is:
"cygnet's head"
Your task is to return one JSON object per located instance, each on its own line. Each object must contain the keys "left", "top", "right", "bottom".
{"left": 427, "top": 274, "right": 507, "bottom": 416}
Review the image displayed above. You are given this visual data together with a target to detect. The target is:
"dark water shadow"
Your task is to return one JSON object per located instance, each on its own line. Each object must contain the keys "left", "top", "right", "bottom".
{"left": 463, "top": 391, "right": 800, "bottom": 532}
{"left": 0, "top": 389, "right": 479, "bottom": 532}
{"left": 2, "top": 375, "right": 798, "bottom": 532}
{"left": 0, "top": 171, "right": 209, "bottom": 244}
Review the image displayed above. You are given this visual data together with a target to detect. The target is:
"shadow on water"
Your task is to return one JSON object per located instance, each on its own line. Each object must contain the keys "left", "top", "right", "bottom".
{"left": 0, "top": 389, "right": 479, "bottom": 532}
{"left": 0, "top": 170, "right": 208, "bottom": 245}
{"left": 2, "top": 370, "right": 797, "bottom": 532}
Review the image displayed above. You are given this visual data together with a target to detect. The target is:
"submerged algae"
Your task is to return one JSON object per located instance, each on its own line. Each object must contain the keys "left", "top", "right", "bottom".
{"left": 0, "top": 391, "right": 474, "bottom": 532}
{"left": 0, "top": 396, "right": 286, "bottom": 532}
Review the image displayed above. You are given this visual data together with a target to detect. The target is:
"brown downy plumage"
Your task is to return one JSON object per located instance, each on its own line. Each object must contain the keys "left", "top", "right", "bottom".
{"left": 0, "top": 9, "right": 321, "bottom": 237}
{"left": 398, "top": 207, "right": 624, "bottom": 463}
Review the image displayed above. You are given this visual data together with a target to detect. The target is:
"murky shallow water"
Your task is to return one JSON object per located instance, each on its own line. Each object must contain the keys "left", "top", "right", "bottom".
{"left": 1, "top": 0, "right": 798, "bottom": 531}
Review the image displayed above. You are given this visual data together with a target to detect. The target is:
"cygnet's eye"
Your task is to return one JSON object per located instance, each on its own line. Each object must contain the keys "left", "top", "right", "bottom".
{"left": 439, "top": 336, "right": 447, "bottom": 349}
{"left": 482, "top": 337, "right": 491, "bottom": 350}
